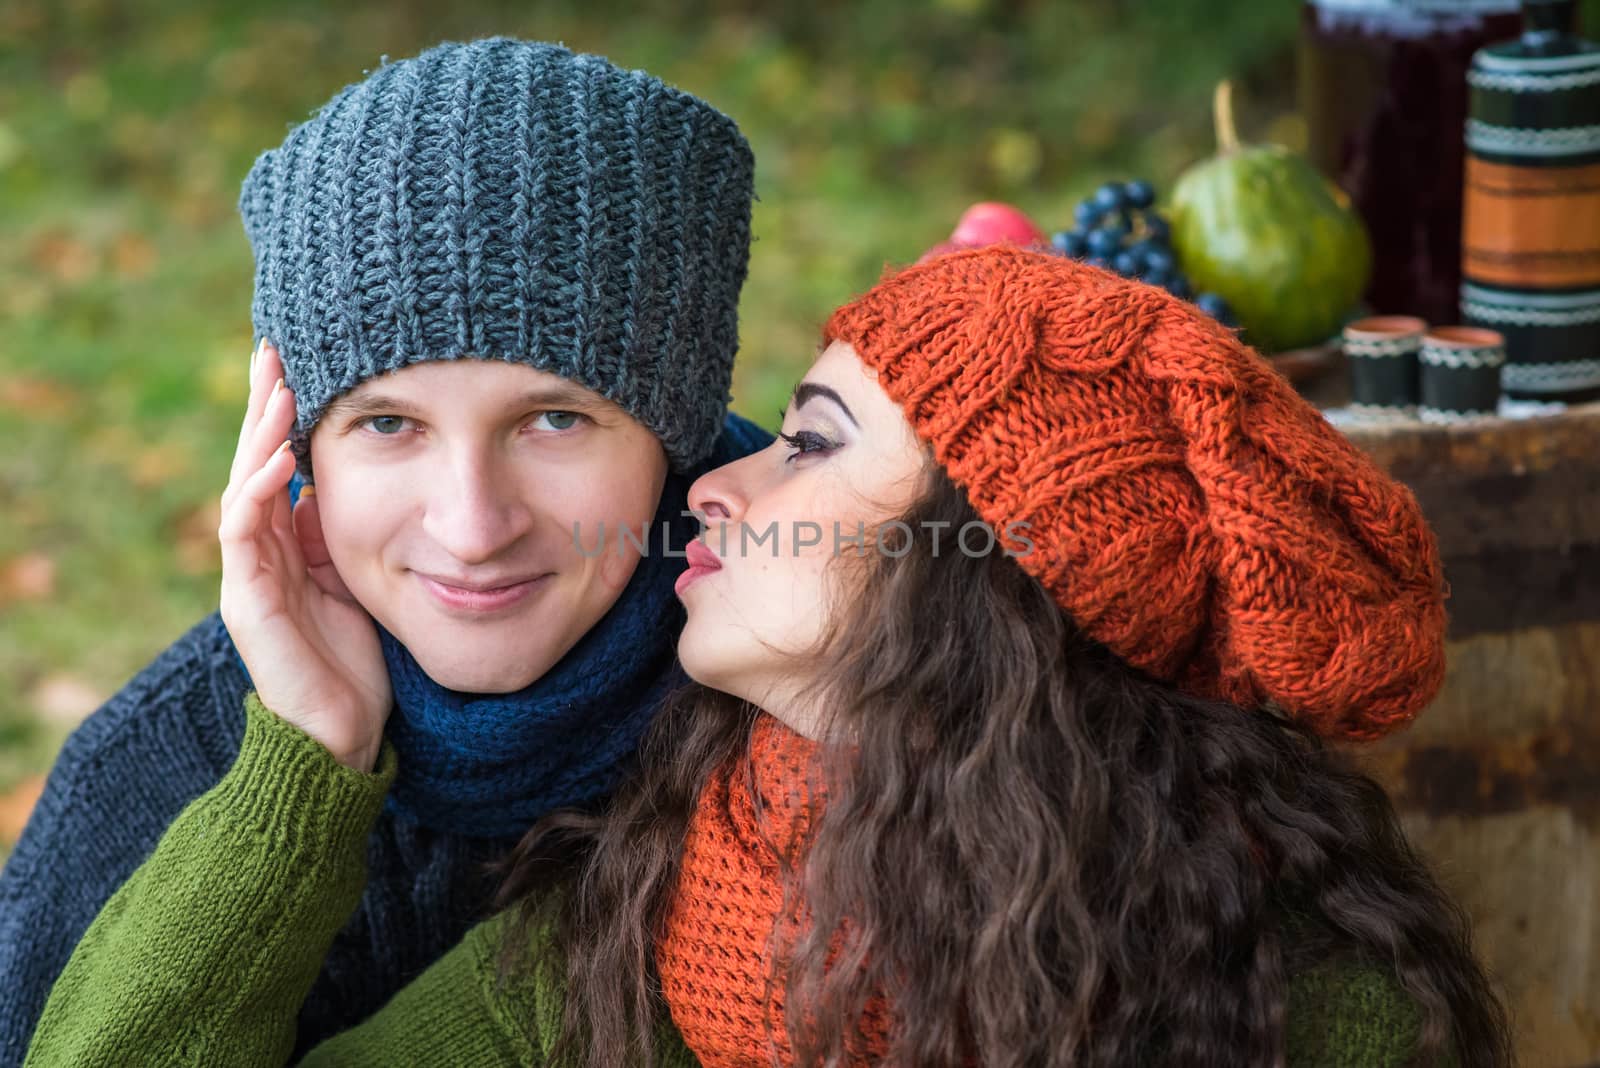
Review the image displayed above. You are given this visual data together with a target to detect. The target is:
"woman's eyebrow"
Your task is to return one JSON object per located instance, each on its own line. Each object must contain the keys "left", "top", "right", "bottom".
{"left": 789, "top": 382, "right": 859, "bottom": 428}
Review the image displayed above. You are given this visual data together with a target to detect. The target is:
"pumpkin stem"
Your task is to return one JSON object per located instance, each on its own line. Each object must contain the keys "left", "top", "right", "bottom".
{"left": 1214, "top": 80, "right": 1240, "bottom": 154}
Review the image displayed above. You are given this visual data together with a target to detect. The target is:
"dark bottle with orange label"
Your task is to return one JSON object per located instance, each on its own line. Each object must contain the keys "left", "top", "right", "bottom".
{"left": 1462, "top": 0, "right": 1600, "bottom": 402}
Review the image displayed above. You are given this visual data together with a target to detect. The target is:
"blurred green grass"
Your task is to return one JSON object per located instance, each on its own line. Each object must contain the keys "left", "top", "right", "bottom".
{"left": 5, "top": 0, "right": 1523, "bottom": 850}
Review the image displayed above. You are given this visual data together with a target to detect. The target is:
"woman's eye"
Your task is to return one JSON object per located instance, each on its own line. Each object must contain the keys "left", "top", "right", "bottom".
{"left": 363, "top": 415, "right": 409, "bottom": 435}
{"left": 777, "top": 429, "right": 838, "bottom": 462}
{"left": 534, "top": 411, "right": 582, "bottom": 431}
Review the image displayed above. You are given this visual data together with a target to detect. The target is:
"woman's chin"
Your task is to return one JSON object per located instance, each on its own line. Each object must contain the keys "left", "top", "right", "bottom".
{"left": 675, "top": 632, "right": 727, "bottom": 691}
{"left": 675, "top": 628, "right": 759, "bottom": 702}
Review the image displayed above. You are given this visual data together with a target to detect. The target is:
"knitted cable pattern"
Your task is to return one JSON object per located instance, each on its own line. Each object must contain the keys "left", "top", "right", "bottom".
{"left": 238, "top": 37, "right": 754, "bottom": 473}
{"left": 825, "top": 246, "right": 1447, "bottom": 741}
{"left": 656, "top": 717, "right": 889, "bottom": 1067}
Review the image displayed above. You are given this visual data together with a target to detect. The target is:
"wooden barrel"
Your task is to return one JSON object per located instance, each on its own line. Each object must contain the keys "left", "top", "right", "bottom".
{"left": 1339, "top": 401, "right": 1600, "bottom": 1066}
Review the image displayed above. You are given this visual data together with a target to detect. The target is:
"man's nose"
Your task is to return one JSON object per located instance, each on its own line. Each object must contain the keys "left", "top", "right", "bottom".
{"left": 421, "top": 452, "right": 535, "bottom": 565}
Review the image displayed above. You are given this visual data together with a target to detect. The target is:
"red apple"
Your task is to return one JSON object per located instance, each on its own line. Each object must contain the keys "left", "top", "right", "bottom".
{"left": 949, "top": 202, "right": 1045, "bottom": 247}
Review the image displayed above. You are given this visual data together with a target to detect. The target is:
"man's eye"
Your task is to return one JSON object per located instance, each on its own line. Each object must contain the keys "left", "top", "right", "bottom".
{"left": 364, "top": 415, "right": 409, "bottom": 435}
{"left": 535, "top": 411, "right": 582, "bottom": 431}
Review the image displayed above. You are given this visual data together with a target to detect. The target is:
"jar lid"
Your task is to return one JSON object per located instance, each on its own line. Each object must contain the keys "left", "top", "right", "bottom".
{"left": 1469, "top": 46, "right": 1600, "bottom": 108}
{"left": 1474, "top": 1, "right": 1600, "bottom": 76}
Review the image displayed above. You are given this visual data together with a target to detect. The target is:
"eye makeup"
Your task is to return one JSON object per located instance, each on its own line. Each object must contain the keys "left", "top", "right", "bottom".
{"left": 777, "top": 427, "right": 840, "bottom": 462}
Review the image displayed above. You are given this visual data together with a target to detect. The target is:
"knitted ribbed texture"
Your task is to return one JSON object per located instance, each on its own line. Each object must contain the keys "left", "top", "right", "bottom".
{"left": 19, "top": 698, "right": 694, "bottom": 1067}
{"left": 1284, "top": 959, "right": 1435, "bottom": 1068}
{"left": 24, "top": 694, "right": 397, "bottom": 1067}
{"left": 22, "top": 697, "right": 554, "bottom": 1067}
{"left": 238, "top": 37, "right": 754, "bottom": 473}
{"left": 296, "top": 917, "right": 548, "bottom": 1066}
{"left": 0, "top": 612, "right": 503, "bottom": 1066}
{"left": 825, "top": 246, "right": 1447, "bottom": 741}
{"left": 656, "top": 716, "right": 891, "bottom": 1066}
{"left": 21, "top": 699, "right": 1422, "bottom": 1065}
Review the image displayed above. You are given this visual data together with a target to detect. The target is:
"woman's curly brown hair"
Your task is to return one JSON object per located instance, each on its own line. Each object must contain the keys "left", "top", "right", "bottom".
{"left": 491, "top": 468, "right": 1511, "bottom": 1067}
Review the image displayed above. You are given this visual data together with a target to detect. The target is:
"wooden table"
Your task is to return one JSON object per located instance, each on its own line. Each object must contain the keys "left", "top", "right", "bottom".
{"left": 1337, "top": 402, "right": 1600, "bottom": 1065}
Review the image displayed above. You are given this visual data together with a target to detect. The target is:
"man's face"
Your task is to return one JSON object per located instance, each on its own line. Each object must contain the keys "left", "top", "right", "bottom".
{"left": 308, "top": 359, "right": 669, "bottom": 694}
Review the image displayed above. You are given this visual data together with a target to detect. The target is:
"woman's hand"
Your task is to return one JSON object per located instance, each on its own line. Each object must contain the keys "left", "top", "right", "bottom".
{"left": 218, "top": 340, "right": 392, "bottom": 771}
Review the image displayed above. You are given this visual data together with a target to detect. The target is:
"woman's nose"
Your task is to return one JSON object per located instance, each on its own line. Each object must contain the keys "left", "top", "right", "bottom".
{"left": 687, "top": 451, "right": 757, "bottom": 527}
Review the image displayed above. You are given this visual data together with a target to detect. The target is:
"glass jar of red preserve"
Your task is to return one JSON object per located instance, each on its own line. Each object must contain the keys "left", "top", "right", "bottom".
{"left": 1299, "top": 1, "right": 1526, "bottom": 325}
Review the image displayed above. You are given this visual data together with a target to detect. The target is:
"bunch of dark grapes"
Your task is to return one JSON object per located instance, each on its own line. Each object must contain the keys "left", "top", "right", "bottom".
{"left": 1050, "top": 180, "right": 1236, "bottom": 327}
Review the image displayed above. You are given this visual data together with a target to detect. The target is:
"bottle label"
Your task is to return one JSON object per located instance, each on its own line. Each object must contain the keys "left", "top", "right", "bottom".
{"left": 1462, "top": 155, "right": 1600, "bottom": 288}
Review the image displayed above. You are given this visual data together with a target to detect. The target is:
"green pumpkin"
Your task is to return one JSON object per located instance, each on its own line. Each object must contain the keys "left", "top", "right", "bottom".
{"left": 1169, "top": 82, "right": 1371, "bottom": 354}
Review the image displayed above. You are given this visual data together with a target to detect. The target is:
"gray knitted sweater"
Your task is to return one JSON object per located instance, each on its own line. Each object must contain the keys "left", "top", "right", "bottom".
{"left": 0, "top": 611, "right": 515, "bottom": 1064}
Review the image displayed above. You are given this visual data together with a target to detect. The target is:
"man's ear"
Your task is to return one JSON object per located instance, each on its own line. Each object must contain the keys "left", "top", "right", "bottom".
{"left": 292, "top": 487, "right": 357, "bottom": 603}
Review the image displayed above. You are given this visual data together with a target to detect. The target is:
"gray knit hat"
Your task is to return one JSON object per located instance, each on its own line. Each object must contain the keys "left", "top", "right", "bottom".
{"left": 238, "top": 37, "right": 754, "bottom": 473}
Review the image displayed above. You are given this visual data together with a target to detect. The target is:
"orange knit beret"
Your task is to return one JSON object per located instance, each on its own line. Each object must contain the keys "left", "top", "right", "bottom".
{"left": 823, "top": 246, "right": 1446, "bottom": 742}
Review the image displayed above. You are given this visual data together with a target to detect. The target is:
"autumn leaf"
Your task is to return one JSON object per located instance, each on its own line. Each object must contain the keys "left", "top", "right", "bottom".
{"left": 110, "top": 231, "right": 158, "bottom": 280}
{"left": 0, "top": 552, "right": 55, "bottom": 605}
{"left": 173, "top": 498, "right": 222, "bottom": 576}
{"left": 129, "top": 441, "right": 193, "bottom": 488}
{"left": 0, "top": 375, "right": 77, "bottom": 417}
{"left": 28, "top": 674, "right": 105, "bottom": 728}
{"left": 28, "top": 229, "right": 97, "bottom": 285}
{"left": 0, "top": 776, "right": 45, "bottom": 846}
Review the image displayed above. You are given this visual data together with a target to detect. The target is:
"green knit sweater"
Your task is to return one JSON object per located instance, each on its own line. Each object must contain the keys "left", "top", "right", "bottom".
{"left": 23, "top": 696, "right": 1430, "bottom": 1066}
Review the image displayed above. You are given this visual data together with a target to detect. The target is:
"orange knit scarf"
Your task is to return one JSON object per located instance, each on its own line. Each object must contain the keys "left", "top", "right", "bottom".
{"left": 655, "top": 715, "right": 889, "bottom": 1066}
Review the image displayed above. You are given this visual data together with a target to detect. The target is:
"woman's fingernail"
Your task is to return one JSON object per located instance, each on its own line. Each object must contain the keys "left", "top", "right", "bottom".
{"left": 274, "top": 440, "right": 292, "bottom": 458}
{"left": 251, "top": 339, "right": 261, "bottom": 378}
{"left": 270, "top": 377, "right": 283, "bottom": 401}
